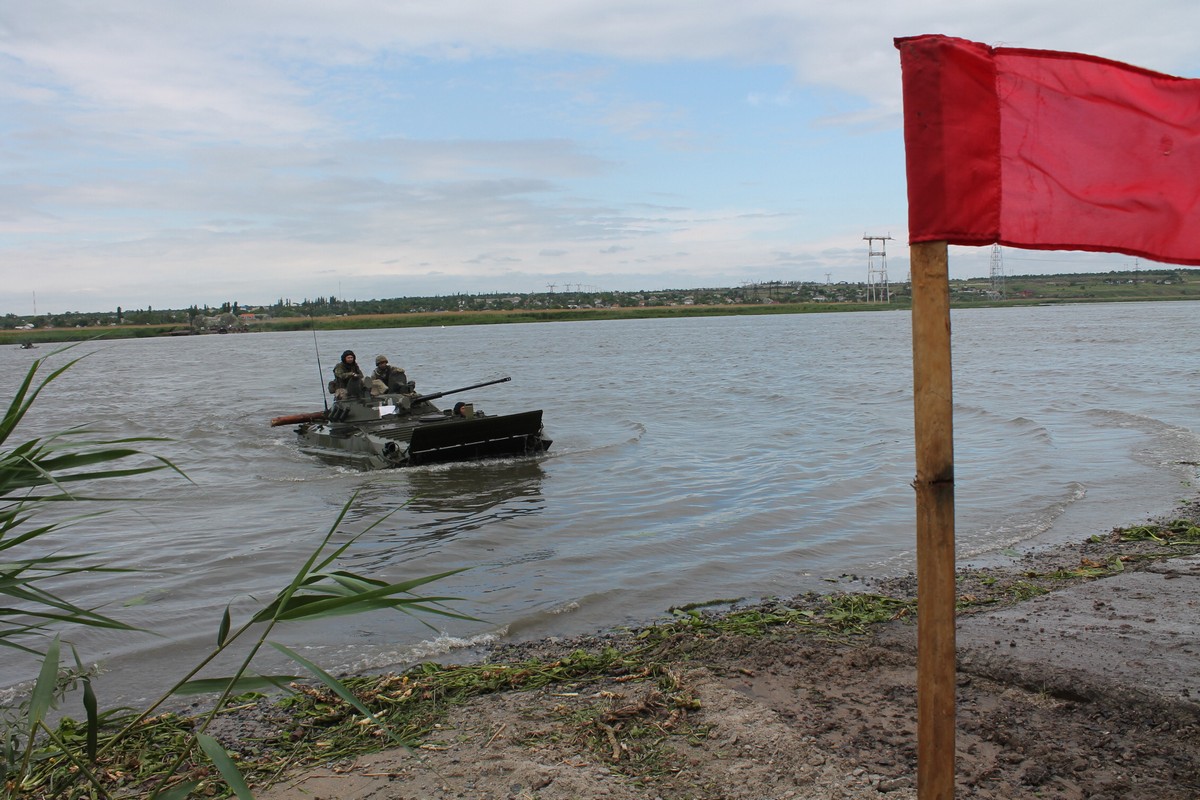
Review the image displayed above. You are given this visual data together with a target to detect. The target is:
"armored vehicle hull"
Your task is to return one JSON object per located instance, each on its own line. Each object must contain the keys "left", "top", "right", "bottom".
{"left": 272, "top": 377, "right": 551, "bottom": 470}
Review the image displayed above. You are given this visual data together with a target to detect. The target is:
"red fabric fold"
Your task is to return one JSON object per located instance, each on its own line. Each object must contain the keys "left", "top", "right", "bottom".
{"left": 895, "top": 34, "right": 1200, "bottom": 266}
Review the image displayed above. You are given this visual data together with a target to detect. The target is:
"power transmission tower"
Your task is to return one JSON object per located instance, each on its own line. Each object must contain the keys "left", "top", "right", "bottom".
{"left": 989, "top": 244, "right": 1006, "bottom": 299}
{"left": 546, "top": 283, "right": 556, "bottom": 293}
{"left": 864, "top": 234, "right": 892, "bottom": 303}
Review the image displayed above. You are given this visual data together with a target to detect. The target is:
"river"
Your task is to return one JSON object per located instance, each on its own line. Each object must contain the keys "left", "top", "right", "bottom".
{"left": 2, "top": 301, "right": 1197, "bottom": 707}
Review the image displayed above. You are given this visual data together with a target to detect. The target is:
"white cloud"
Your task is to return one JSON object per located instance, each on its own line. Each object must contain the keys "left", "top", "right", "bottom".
{"left": 2, "top": 1, "right": 1197, "bottom": 312}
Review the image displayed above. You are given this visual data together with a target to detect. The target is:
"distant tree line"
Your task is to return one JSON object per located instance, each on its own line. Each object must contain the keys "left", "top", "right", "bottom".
{"left": 2, "top": 269, "right": 1196, "bottom": 329}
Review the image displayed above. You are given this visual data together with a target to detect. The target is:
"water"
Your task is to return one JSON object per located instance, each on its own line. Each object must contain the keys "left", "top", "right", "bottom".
{"left": 2, "top": 302, "right": 1198, "bottom": 707}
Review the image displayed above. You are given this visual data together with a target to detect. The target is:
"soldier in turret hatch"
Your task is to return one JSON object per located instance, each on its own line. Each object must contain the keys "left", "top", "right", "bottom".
{"left": 371, "top": 354, "right": 416, "bottom": 395}
{"left": 331, "top": 350, "right": 366, "bottom": 399}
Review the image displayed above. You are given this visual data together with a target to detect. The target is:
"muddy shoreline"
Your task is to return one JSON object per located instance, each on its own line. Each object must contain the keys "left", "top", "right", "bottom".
{"left": 24, "top": 505, "right": 1200, "bottom": 799}
{"left": 234, "top": 504, "right": 1200, "bottom": 799}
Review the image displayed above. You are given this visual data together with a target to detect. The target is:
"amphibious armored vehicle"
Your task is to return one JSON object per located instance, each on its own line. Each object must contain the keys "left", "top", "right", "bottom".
{"left": 271, "top": 377, "right": 551, "bottom": 470}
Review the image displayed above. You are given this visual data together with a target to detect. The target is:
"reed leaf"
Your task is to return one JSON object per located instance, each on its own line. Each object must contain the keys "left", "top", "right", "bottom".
{"left": 155, "top": 780, "right": 201, "bottom": 800}
{"left": 81, "top": 675, "right": 98, "bottom": 761}
{"left": 0, "top": 512, "right": 109, "bottom": 551}
{"left": 197, "top": 733, "right": 254, "bottom": 800}
{"left": 260, "top": 582, "right": 474, "bottom": 623}
{"left": 27, "top": 637, "right": 60, "bottom": 736}
{"left": 217, "top": 606, "right": 231, "bottom": 647}
{"left": 250, "top": 567, "right": 470, "bottom": 623}
{"left": 174, "top": 675, "right": 302, "bottom": 696}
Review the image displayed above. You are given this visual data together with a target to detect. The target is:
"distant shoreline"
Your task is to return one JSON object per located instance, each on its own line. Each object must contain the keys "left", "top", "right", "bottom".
{"left": 4, "top": 291, "right": 1199, "bottom": 346}
{"left": 6, "top": 300, "right": 893, "bottom": 345}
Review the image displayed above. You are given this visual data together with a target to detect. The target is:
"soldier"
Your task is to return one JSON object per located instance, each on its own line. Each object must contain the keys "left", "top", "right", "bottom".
{"left": 331, "top": 350, "right": 366, "bottom": 399}
{"left": 372, "top": 354, "right": 416, "bottom": 395}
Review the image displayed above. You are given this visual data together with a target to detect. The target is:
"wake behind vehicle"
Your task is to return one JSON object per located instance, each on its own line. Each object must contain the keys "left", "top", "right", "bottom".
{"left": 271, "top": 377, "right": 551, "bottom": 470}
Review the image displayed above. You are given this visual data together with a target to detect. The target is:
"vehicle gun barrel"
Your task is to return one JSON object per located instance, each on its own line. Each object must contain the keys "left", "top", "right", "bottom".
{"left": 411, "top": 376, "right": 512, "bottom": 405}
{"left": 270, "top": 410, "right": 328, "bottom": 427}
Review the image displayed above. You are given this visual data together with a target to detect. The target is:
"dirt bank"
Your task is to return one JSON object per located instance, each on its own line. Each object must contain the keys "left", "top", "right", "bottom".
{"left": 243, "top": 510, "right": 1200, "bottom": 800}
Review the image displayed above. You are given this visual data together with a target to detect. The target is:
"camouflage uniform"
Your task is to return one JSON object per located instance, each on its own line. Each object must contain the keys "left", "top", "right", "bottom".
{"left": 331, "top": 350, "right": 365, "bottom": 399}
{"left": 372, "top": 355, "right": 415, "bottom": 395}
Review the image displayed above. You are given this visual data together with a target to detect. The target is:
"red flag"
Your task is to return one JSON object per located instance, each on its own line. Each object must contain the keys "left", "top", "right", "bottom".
{"left": 895, "top": 34, "right": 1200, "bottom": 266}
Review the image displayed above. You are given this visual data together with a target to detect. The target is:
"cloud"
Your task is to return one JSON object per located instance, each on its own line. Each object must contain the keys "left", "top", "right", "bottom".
{"left": 2, "top": 2, "right": 1197, "bottom": 312}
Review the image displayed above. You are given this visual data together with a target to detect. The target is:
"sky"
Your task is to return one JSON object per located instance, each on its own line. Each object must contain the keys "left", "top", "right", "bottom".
{"left": 3, "top": 2, "right": 1199, "bottom": 315}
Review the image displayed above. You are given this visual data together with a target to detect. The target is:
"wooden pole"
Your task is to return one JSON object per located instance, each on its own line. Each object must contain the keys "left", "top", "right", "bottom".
{"left": 910, "top": 240, "right": 956, "bottom": 799}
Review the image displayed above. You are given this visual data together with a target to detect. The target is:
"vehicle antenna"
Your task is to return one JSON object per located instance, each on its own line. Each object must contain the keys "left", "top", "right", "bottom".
{"left": 311, "top": 318, "right": 328, "bottom": 412}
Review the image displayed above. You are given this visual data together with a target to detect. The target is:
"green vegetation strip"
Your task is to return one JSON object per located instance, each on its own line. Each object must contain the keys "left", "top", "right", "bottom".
{"left": 1113, "top": 519, "right": 1200, "bottom": 546}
